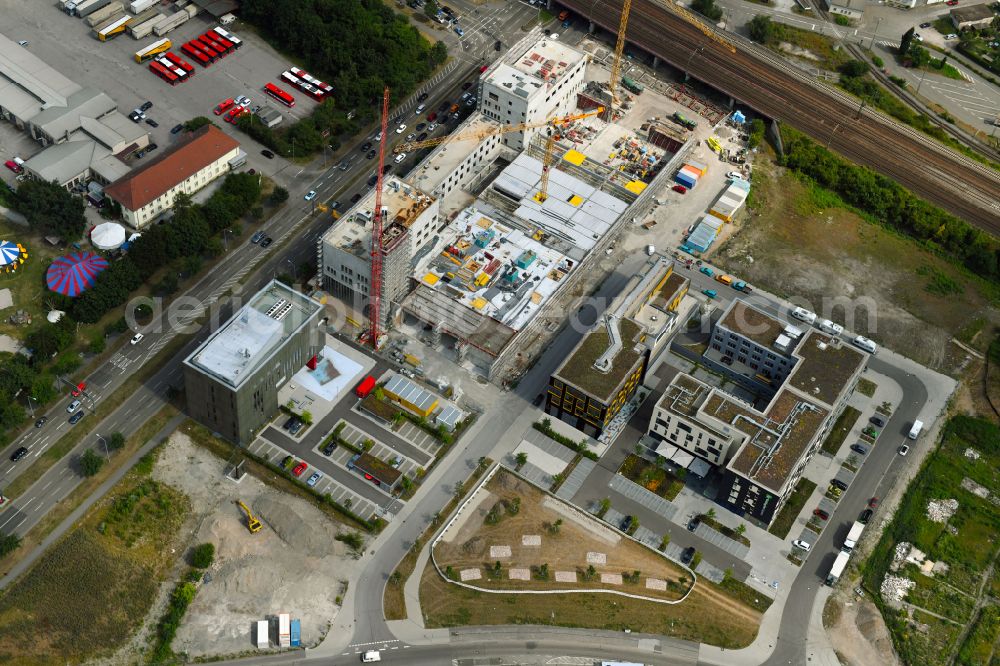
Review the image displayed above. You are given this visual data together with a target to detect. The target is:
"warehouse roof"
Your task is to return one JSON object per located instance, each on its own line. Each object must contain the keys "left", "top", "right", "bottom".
{"left": 24, "top": 139, "right": 131, "bottom": 186}
{"left": 105, "top": 125, "right": 239, "bottom": 211}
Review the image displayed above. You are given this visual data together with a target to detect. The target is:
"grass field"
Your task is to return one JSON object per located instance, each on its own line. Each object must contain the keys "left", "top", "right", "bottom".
{"left": 0, "top": 448, "right": 190, "bottom": 665}
{"left": 862, "top": 416, "right": 1000, "bottom": 665}
{"left": 0, "top": 219, "right": 61, "bottom": 341}
{"left": 713, "top": 157, "right": 1000, "bottom": 373}
{"left": 420, "top": 470, "right": 765, "bottom": 648}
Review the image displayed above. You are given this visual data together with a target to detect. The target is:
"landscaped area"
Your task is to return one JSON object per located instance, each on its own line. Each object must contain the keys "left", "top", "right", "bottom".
{"left": 769, "top": 477, "right": 818, "bottom": 538}
{"left": 420, "top": 468, "right": 766, "bottom": 648}
{"left": 618, "top": 453, "right": 685, "bottom": 501}
{"left": 863, "top": 416, "right": 1000, "bottom": 666}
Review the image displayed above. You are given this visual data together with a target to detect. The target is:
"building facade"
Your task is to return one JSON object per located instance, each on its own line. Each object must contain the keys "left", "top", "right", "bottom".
{"left": 104, "top": 125, "right": 240, "bottom": 228}
{"left": 183, "top": 281, "right": 323, "bottom": 444}
{"left": 478, "top": 35, "right": 589, "bottom": 150}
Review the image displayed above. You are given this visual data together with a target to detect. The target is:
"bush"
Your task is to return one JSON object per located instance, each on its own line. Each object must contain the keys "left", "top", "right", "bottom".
{"left": 109, "top": 432, "right": 126, "bottom": 451}
{"left": 190, "top": 543, "right": 215, "bottom": 568}
{"left": 270, "top": 186, "right": 289, "bottom": 205}
{"left": 0, "top": 533, "right": 21, "bottom": 558}
{"left": 79, "top": 449, "right": 105, "bottom": 477}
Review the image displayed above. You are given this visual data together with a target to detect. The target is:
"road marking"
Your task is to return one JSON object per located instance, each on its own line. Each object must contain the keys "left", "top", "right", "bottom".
{"left": 21, "top": 498, "right": 35, "bottom": 510}
{"left": 42, "top": 481, "right": 52, "bottom": 491}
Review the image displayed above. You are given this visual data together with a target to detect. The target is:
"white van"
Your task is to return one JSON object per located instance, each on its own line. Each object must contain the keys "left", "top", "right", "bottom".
{"left": 908, "top": 420, "right": 923, "bottom": 440}
{"left": 361, "top": 651, "right": 381, "bottom": 663}
{"left": 852, "top": 335, "right": 877, "bottom": 354}
{"left": 646, "top": 244, "right": 655, "bottom": 255}
{"left": 817, "top": 319, "right": 843, "bottom": 336}
{"left": 791, "top": 307, "right": 816, "bottom": 325}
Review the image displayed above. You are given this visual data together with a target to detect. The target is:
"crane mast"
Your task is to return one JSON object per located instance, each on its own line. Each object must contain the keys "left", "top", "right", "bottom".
{"left": 368, "top": 87, "right": 390, "bottom": 350}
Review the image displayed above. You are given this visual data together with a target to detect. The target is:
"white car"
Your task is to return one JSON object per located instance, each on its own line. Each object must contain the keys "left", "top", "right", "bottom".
{"left": 913, "top": 33, "right": 923, "bottom": 42}
{"left": 361, "top": 651, "right": 381, "bottom": 663}
{"left": 130, "top": 332, "right": 145, "bottom": 345}
{"left": 898, "top": 444, "right": 910, "bottom": 456}
{"left": 792, "top": 539, "right": 811, "bottom": 551}
{"left": 945, "top": 33, "right": 958, "bottom": 40}
{"left": 427, "top": 122, "right": 437, "bottom": 131}
{"left": 727, "top": 171, "right": 746, "bottom": 181}
{"left": 395, "top": 123, "right": 407, "bottom": 134}
{"left": 67, "top": 400, "right": 81, "bottom": 414}
{"left": 237, "top": 96, "right": 252, "bottom": 108}
{"left": 394, "top": 152, "right": 407, "bottom": 164}
{"left": 415, "top": 103, "right": 426, "bottom": 115}
{"left": 304, "top": 190, "right": 317, "bottom": 201}
{"left": 791, "top": 307, "right": 817, "bottom": 325}
{"left": 18, "top": 40, "right": 29, "bottom": 46}
{"left": 375, "top": 131, "right": 383, "bottom": 141}
{"left": 852, "top": 335, "right": 877, "bottom": 354}
{"left": 817, "top": 319, "right": 843, "bottom": 336}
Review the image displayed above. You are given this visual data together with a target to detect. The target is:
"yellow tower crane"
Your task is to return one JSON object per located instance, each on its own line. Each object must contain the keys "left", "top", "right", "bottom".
{"left": 236, "top": 500, "right": 263, "bottom": 534}
{"left": 666, "top": 0, "right": 736, "bottom": 54}
{"left": 607, "top": 0, "right": 633, "bottom": 108}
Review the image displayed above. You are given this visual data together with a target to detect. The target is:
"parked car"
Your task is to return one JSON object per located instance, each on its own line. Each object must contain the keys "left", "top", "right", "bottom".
{"left": 292, "top": 461, "right": 308, "bottom": 477}
{"left": 620, "top": 515, "right": 633, "bottom": 531}
{"left": 672, "top": 184, "right": 687, "bottom": 194}
{"left": 533, "top": 393, "right": 544, "bottom": 407}
{"left": 360, "top": 141, "right": 372, "bottom": 152}
{"left": 792, "top": 539, "right": 811, "bottom": 551}
{"left": 171, "top": 124, "right": 184, "bottom": 134}
{"left": 305, "top": 190, "right": 317, "bottom": 201}
{"left": 282, "top": 416, "right": 296, "bottom": 430}
{"left": 687, "top": 518, "right": 700, "bottom": 531}
{"left": 898, "top": 444, "right": 910, "bottom": 456}
{"left": 10, "top": 446, "right": 28, "bottom": 462}
{"left": 260, "top": 237, "right": 273, "bottom": 248}
{"left": 140, "top": 101, "right": 153, "bottom": 111}
{"left": 289, "top": 419, "right": 304, "bottom": 436}
{"left": 791, "top": 307, "right": 817, "bottom": 325}
{"left": 34, "top": 417, "right": 47, "bottom": 428}
{"left": 817, "top": 319, "right": 843, "bottom": 336}
{"left": 699, "top": 266, "right": 714, "bottom": 277}
{"left": 145, "top": 118, "right": 158, "bottom": 127}
{"left": 405, "top": 133, "right": 416, "bottom": 142}
{"left": 680, "top": 547, "right": 695, "bottom": 565}
{"left": 427, "top": 122, "right": 438, "bottom": 131}
{"left": 868, "top": 497, "right": 879, "bottom": 508}
{"left": 462, "top": 81, "right": 473, "bottom": 90}
{"left": 351, "top": 193, "right": 362, "bottom": 204}
{"left": 813, "top": 508, "right": 829, "bottom": 520}
{"left": 307, "top": 472, "right": 322, "bottom": 487}
{"left": 850, "top": 443, "right": 868, "bottom": 455}
{"left": 417, "top": 132, "right": 428, "bottom": 141}
{"left": 69, "top": 411, "right": 85, "bottom": 425}
{"left": 702, "top": 289, "right": 717, "bottom": 299}
{"left": 852, "top": 335, "right": 878, "bottom": 353}
{"left": 830, "top": 479, "right": 848, "bottom": 491}
{"left": 919, "top": 21, "right": 931, "bottom": 28}
{"left": 261, "top": 149, "right": 274, "bottom": 159}
{"left": 417, "top": 92, "right": 429, "bottom": 102}
{"left": 944, "top": 32, "right": 958, "bottom": 39}
{"left": 322, "top": 440, "right": 337, "bottom": 456}
{"left": 869, "top": 414, "right": 886, "bottom": 428}
{"left": 147, "top": 143, "right": 158, "bottom": 152}
{"left": 67, "top": 399, "right": 82, "bottom": 413}
{"left": 367, "top": 150, "right": 376, "bottom": 159}
{"left": 395, "top": 123, "right": 407, "bottom": 134}
{"left": 859, "top": 508, "right": 873, "bottom": 524}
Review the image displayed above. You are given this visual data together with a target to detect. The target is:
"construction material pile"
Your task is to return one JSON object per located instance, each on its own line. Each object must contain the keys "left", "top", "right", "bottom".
{"left": 880, "top": 574, "right": 915, "bottom": 604}
{"left": 926, "top": 498, "right": 959, "bottom": 523}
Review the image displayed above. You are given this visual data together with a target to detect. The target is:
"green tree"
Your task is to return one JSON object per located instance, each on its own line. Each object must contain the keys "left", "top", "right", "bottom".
{"left": 425, "top": 0, "right": 439, "bottom": 18}
{"left": 109, "top": 432, "right": 126, "bottom": 451}
{"left": 0, "top": 533, "right": 21, "bottom": 557}
{"left": 840, "top": 59, "right": 869, "bottom": 78}
{"left": 191, "top": 543, "right": 215, "bottom": 568}
{"left": 80, "top": 448, "right": 105, "bottom": 477}
{"left": 907, "top": 44, "right": 931, "bottom": 67}
{"left": 659, "top": 534, "right": 671, "bottom": 550}
{"left": 431, "top": 41, "right": 448, "bottom": 65}
{"left": 691, "top": 0, "right": 723, "bottom": 21}
{"left": 13, "top": 180, "right": 87, "bottom": 241}
{"left": 300, "top": 410, "right": 313, "bottom": 425}
{"left": 184, "top": 116, "right": 213, "bottom": 131}
{"left": 735, "top": 523, "right": 747, "bottom": 537}
{"left": 598, "top": 497, "right": 611, "bottom": 517}
{"left": 705, "top": 508, "right": 717, "bottom": 520}
{"left": 88, "top": 332, "right": 106, "bottom": 354}
{"left": 748, "top": 15, "right": 778, "bottom": 44}
{"left": 899, "top": 27, "right": 915, "bottom": 57}
{"left": 270, "top": 186, "right": 290, "bottom": 205}
{"left": 747, "top": 118, "right": 766, "bottom": 149}
{"left": 515, "top": 452, "right": 528, "bottom": 468}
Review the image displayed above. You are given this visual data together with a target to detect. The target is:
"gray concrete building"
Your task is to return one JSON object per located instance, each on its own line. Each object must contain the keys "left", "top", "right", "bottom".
{"left": 183, "top": 281, "right": 324, "bottom": 444}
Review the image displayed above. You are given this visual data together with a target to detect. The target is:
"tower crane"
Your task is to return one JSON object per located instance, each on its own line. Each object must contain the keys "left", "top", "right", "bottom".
{"left": 368, "top": 87, "right": 391, "bottom": 350}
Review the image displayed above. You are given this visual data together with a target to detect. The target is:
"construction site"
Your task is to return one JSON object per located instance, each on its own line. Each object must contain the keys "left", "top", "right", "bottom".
{"left": 319, "top": 8, "right": 732, "bottom": 383}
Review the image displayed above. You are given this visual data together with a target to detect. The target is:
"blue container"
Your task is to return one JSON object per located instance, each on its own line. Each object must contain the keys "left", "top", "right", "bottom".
{"left": 290, "top": 619, "right": 301, "bottom": 647}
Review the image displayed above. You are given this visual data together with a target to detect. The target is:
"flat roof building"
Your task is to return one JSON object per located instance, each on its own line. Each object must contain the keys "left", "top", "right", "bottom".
{"left": 104, "top": 124, "right": 240, "bottom": 228}
{"left": 650, "top": 301, "right": 867, "bottom": 526}
{"left": 478, "top": 34, "right": 590, "bottom": 150}
{"left": 951, "top": 4, "right": 995, "bottom": 29}
{"left": 183, "top": 280, "right": 323, "bottom": 444}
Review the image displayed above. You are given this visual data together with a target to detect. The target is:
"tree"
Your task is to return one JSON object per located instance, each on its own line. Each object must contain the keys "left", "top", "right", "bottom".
{"left": 748, "top": 15, "right": 778, "bottom": 44}
{"left": 88, "top": 332, "right": 106, "bottom": 354}
{"left": 389, "top": 571, "right": 402, "bottom": 585}
{"left": 431, "top": 41, "right": 448, "bottom": 65}
{"left": 80, "top": 448, "right": 105, "bottom": 477}
{"left": 191, "top": 542, "right": 215, "bottom": 568}
{"left": 424, "top": 0, "right": 439, "bottom": 18}
{"left": 300, "top": 410, "right": 313, "bottom": 425}
{"left": 453, "top": 481, "right": 465, "bottom": 497}
{"left": 747, "top": 118, "right": 766, "bottom": 149}
{"left": 598, "top": 497, "right": 611, "bottom": 517}
{"left": 908, "top": 44, "right": 931, "bottom": 68}
{"left": 14, "top": 180, "right": 87, "bottom": 241}
{"left": 184, "top": 116, "right": 213, "bottom": 131}
{"left": 659, "top": 534, "right": 671, "bottom": 550}
{"left": 0, "top": 533, "right": 21, "bottom": 557}
{"left": 109, "top": 432, "right": 126, "bottom": 450}
{"left": 705, "top": 508, "right": 717, "bottom": 520}
{"left": 840, "top": 59, "right": 869, "bottom": 78}
{"left": 691, "top": 0, "right": 723, "bottom": 21}
{"left": 735, "top": 523, "right": 747, "bottom": 537}
{"left": 270, "top": 186, "right": 290, "bottom": 205}
{"left": 899, "top": 27, "right": 915, "bottom": 57}
{"left": 515, "top": 452, "right": 528, "bottom": 468}
{"left": 585, "top": 564, "right": 597, "bottom": 581}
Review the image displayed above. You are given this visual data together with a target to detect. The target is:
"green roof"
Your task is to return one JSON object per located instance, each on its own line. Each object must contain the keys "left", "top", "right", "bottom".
{"left": 555, "top": 318, "right": 644, "bottom": 401}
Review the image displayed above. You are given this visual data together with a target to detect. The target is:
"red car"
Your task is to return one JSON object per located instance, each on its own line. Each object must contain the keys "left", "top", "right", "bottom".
{"left": 427, "top": 112, "right": 437, "bottom": 122}
{"left": 813, "top": 508, "right": 829, "bottom": 520}
{"left": 292, "top": 462, "right": 308, "bottom": 477}
{"left": 868, "top": 497, "right": 879, "bottom": 509}
{"left": 71, "top": 382, "right": 86, "bottom": 397}
{"left": 225, "top": 107, "right": 245, "bottom": 123}
{"left": 672, "top": 184, "right": 687, "bottom": 194}
{"left": 214, "top": 98, "right": 235, "bottom": 115}
{"left": 945, "top": 0, "right": 958, "bottom": 5}
{"left": 4, "top": 160, "right": 21, "bottom": 174}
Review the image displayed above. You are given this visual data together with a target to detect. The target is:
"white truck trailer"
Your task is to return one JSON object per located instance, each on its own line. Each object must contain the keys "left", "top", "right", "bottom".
{"left": 826, "top": 550, "right": 850, "bottom": 586}
{"left": 152, "top": 10, "right": 189, "bottom": 36}
{"left": 85, "top": 0, "right": 123, "bottom": 25}
{"left": 843, "top": 520, "right": 865, "bottom": 552}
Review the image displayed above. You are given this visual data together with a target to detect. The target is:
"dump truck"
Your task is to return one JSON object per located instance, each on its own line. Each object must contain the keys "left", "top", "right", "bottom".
{"left": 622, "top": 77, "right": 644, "bottom": 94}
{"left": 826, "top": 550, "right": 850, "bottom": 586}
{"left": 673, "top": 111, "right": 697, "bottom": 130}
{"left": 843, "top": 520, "right": 865, "bottom": 551}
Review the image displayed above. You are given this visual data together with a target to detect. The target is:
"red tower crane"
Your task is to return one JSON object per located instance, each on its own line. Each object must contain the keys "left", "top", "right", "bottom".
{"left": 368, "top": 87, "right": 391, "bottom": 349}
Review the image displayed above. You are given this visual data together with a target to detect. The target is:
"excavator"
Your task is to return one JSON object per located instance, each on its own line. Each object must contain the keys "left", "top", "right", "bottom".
{"left": 236, "top": 499, "right": 263, "bottom": 533}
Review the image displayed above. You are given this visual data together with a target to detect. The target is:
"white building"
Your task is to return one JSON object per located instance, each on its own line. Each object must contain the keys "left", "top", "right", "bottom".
{"left": 104, "top": 125, "right": 240, "bottom": 228}
{"left": 478, "top": 35, "right": 590, "bottom": 150}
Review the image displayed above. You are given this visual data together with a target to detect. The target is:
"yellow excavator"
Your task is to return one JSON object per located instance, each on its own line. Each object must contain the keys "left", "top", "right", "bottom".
{"left": 236, "top": 500, "right": 262, "bottom": 533}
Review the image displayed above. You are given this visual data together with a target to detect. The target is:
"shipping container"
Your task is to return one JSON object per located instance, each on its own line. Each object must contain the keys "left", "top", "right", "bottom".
{"left": 674, "top": 171, "right": 697, "bottom": 190}
{"left": 95, "top": 14, "right": 131, "bottom": 40}
{"left": 278, "top": 613, "right": 290, "bottom": 648}
{"left": 153, "top": 10, "right": 189, "bottom": 36}
{"left": 290, "top": 619, "right": 300, "bottom": 647}
{"left": 129, "top": 0, "right": 156, "bottom": 12}
{"left": 78, "top": 0, "right": 118, "bottom": 17}
{"left": 70, "top": 0, "right": 105, "bottom": 17}
{"left": 184, "top": 3, "right": 199, "bottom": 17}
{"left": 255, "top": 620, "right": 269, "bottom": 648}
{"left": 85, "top": 0, "right": 123, "bottom": 25}
{"left": 127, "top": 6, "right": 159, "bottom": 32}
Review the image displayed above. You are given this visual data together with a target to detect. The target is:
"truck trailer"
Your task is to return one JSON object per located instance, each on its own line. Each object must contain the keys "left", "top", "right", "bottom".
{"left": 85, "top": 0, "right": 122, "bottom": 25}
{"left": 826, "top": 550, "right": 850, "bottom": 586}
{"left": 843, "top": 520, "right": 865, "bottom": 552}
{"left": 95, "top": 14, "right": 132, "bottom": 40}
{"left": 129, "top": 13, "right": 163, "bottom": 39}
{"left": 68, "top": 0, "right": 104, "bottom": 17}
{"left": 129, "top": 0, "right": 157, "bottom": 12}
{"left": 153, "top": 10, "right": 189, "bottom": 36}
{"left": 77, "top": 0, "right": 117, "bottom": 17}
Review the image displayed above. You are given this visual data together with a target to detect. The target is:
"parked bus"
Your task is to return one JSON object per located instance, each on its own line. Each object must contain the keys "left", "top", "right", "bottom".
{"left": 96, "top": 15, "right": 130, "bottom": 41}
{"left": 280, "top": 70, "right": 301, "bottom": 89}
{"left": 182, "top": 42, "right": 211, "bottom": 66}
{"left": 201, "top": 31, "right": 233, "bottom": 55}
{"left": 263, "top": 82, "right": 295, "bottom": 107}
{"left": 155, "top": 56, "right": 187, "bottom": 82}
{"left": 212, "top": 26, "right": 242, "bottom": 49}
{"left": 286, "top": 66, "right": 326, "bottom": 100}
{"left": 149, "top": 60, "right": 178, "bottom": 85}
{"left": 164, "top": 52, "right": 194, "bottom": 77}
{"left": 193, "top": 38, "right": 219, "bottom": 60}
{"left": 134, "top": 37, "right": 171, "bottom": 63}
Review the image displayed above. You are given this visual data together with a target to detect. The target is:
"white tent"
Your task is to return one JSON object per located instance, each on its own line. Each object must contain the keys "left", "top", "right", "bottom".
{"left": 91, "top": 222, "right": 126, "bottom": 251}
{"left": 47, "top": 309, "right": 65, "bottom": 323}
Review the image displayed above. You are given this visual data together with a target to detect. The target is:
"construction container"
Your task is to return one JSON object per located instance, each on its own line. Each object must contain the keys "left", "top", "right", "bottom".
{"left": 290, "top": 619, "right": 301, "bottom": 647}
{"left": 184, "top": 3, "right": 199, "bottom": 17}
{"left": 256, "top": 620, "right": 269, "bottom": 648}
{"left": 278, "top": 613, "right": 290, "bottom": 647}
{"left": 684, "top": 160, "right": 708, "bottom": 176}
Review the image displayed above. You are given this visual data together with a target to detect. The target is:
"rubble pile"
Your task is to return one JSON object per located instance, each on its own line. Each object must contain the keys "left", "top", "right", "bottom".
{"left": 892, "top": 542, "right": 913, "bottom": 568}
{"left": 926, "top": 498, "right": 959, "bottom": 523}
{"left": 964, "top": 448, "right": 981, "bottom": 461}
{"left": 880, "top": 574, "right": 915, "bottom": 604}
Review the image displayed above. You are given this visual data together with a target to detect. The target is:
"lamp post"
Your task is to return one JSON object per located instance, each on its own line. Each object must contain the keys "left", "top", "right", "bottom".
{"left": 26, "top": 395, "right": 36, "bottom": 419}
{"left": 868, "top": 16, "right": 883, "bottom": 50}
{"left": 96, "top": 433, "right": 109, "bottom": 458}
{"left": 680, "top": 46, "right": 705, "bottom": 95}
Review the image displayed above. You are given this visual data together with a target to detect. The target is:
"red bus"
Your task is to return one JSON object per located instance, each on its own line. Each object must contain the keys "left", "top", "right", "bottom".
{"left": 156, "top": 56, "right": 187, "bottom": 82}
{"left": 193, "top": 38, "right": 219, "bottom": 60}
{"left": 263, "top": 82, "right": 295, "bottom": 107}
{"left": 183, "top": 42, "right": 211, "bottom": 66}
{"left": 164, "top": 52, "right": 194, "bottom": 77}
{"left": 212, "top": 26, "right": 242, "bottom": 49}
{"left": 299, "top": 82, "right": 324, "bottom": 101}
{"left": 202, "top": 31, "right": 233, "bottom": 55}
{"left": 149, "top": 61, "right": 178, "bottom": 85}
{"left": 280, "top": 71, "right": 301, "bottom": 88}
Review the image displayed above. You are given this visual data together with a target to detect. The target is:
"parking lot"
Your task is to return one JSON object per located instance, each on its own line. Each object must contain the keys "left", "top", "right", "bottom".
{"left": 7, "top": 4, "right": 313, "bottom": 170}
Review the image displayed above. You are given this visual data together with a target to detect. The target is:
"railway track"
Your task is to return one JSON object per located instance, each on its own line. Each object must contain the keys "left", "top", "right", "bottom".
{"left": 563, "top": 0, "right": 1000, "bottom": 234}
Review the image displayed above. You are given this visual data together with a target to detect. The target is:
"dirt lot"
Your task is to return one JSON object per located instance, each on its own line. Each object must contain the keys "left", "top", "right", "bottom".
{"left": 143, "top": 430, "right": 360, "bottom": 659}
{"left": 422, "top": 469, "right": 763, "bottom": 648}
{"left": 711, "top": 154, "right": 1000, "bottom": 374}
{"left": 825, "top": 593, "right": 902, "bottom": 666}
